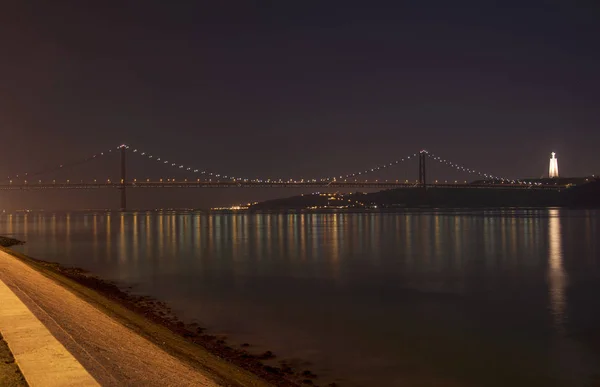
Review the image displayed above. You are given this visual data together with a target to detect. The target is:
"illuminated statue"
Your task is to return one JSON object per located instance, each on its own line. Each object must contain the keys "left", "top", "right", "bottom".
{"left": 549, "top": 152, "right": 559, "bottom": 178}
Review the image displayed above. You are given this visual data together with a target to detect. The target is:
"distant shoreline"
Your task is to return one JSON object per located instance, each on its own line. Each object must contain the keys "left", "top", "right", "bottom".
{"left": 0, "top": 206, "right": 584, "bottom": 215}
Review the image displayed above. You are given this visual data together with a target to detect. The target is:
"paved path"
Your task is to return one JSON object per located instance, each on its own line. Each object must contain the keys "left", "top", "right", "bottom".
{"left": 0, "top": 279, "right": 98, "bottom": 386}
{"left": 0, "top": 250, "right": 219, "bottom": 386}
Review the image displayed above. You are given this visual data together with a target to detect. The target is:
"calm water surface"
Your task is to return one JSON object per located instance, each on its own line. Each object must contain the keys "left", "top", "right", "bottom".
{"left": 2, "top": 209, "right": 600, "bottom": 386}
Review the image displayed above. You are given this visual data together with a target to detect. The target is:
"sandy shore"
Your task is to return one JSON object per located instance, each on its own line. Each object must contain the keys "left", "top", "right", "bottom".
{"left": 0, "top": 242, "right": 326, "bottom": 386}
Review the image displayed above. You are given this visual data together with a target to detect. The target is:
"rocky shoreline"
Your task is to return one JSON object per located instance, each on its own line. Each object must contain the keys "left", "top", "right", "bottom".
{"left": 0, "top": 237, "right": 25, "bottom": 248}
{"left": 0, "top": 238, "right": 335, "bottom": 387}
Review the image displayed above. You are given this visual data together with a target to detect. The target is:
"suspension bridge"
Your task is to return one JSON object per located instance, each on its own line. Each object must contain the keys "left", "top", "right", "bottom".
{"left": 0, "top": 144, "right": 565, "bottom": 210}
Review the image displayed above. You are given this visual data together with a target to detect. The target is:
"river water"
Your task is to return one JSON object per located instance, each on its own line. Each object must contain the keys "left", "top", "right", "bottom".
{"left": 1, "top": 209, "right": 599, "bottom": 386}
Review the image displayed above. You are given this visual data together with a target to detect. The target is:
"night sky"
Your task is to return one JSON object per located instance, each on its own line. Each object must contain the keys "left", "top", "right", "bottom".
{"left": 1, "top": 1, "right": 599, "bottom": 210}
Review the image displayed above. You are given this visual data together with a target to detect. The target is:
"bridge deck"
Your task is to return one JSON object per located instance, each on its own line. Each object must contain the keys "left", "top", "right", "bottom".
{"left": 0, "top": 182, "right": 565, "bottom": 190}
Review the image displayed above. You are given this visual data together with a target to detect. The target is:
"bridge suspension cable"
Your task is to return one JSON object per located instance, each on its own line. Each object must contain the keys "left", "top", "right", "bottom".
{"left": 425, "top": 151, "right": 520, "bottom": 183}
{"left": 2, "top": 146, "right": 120, "bottom": 183}
{"left": 125, "top": 144, "right": 421, "bottom": 183}
{"left": 124, "top": 145, "right": 275, "bottom": 183}
{"left": 4, "top": 143, "right": 524, "bottom": 186}
{"left": 321, "top": 152, "right": 419, "bottom": 181}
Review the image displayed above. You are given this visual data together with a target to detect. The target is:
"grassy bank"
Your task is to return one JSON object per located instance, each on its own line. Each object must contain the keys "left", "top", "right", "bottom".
{"left": 0, "top": 246, "right": 328, "bottom": 386}
{"left": 0, "top": 332, "right": 27, "bottom": 387}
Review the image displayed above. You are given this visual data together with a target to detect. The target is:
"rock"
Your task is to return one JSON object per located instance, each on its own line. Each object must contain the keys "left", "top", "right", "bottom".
{"left": 258, "top": 350, "right": 275, "bottom": 360}
{"left": 263, "top": 365, "right": 282, "bottom": 374}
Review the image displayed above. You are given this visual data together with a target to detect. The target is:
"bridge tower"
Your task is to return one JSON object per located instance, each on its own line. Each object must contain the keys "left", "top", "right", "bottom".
{"left": 418, "top": 150, "right": 427, "bottom": 189}
{"left": 120, "top": 145, "right": 127, "bottom": 211}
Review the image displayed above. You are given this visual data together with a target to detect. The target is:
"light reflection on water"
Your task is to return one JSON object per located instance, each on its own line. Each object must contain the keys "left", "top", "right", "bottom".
{"left": 2, "top": 209, "right": 600, "bottom": 386}
{"left": 548, "top": 209, "right": 567, "bottom": 332}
